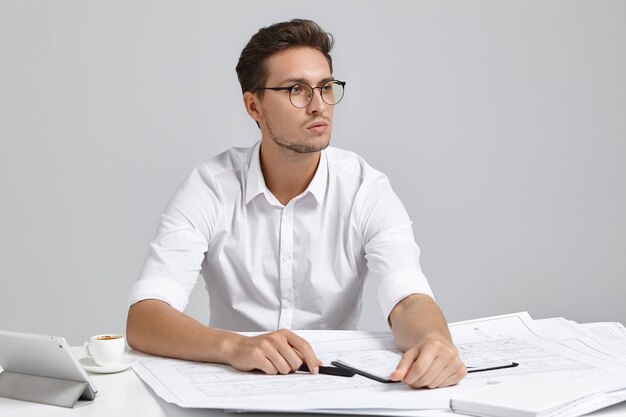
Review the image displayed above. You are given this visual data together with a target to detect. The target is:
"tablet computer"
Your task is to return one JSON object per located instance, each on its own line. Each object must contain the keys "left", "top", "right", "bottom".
{"left": 0, "top": 329, "right": 97, "bottom": 406}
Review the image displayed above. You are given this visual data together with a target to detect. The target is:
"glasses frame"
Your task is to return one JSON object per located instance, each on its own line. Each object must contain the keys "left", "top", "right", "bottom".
{"left": 255, "top": 80, "right": 346, "bottom": 108}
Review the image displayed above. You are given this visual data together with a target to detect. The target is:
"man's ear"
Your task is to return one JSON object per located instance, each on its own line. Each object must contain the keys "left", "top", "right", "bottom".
{"left": 243, "top": 91, "right": 262, "bottom": 124}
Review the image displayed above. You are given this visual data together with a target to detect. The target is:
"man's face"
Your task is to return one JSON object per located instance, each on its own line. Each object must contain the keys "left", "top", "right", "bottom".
{"left": 255, "top": 47, "right": 334, "bottom": 154}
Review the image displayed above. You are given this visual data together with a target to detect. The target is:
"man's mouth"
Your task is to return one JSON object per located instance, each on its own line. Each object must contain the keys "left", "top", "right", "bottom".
{"left": 306, "top": 120, "right": 329, "bottom": 134}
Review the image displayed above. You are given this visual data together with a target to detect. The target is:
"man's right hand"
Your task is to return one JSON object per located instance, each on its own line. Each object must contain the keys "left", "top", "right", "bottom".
{"left": 226, "top": 329, "right": 321, "bottom": 375}
{"left": 127, "top": 300, "right": 320, "bottom": 375}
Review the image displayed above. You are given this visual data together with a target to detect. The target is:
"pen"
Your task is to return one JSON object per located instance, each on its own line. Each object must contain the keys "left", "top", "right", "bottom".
{"left": 467, "top": 362, "right": 519, "bottom": 373}
{"left": 298, "top": 364, "right": 356, "bottom": 377}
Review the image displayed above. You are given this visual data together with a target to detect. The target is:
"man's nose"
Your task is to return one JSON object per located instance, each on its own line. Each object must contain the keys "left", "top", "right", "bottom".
{"left": 306, "top": 87, "right": 326, "bottom": 113}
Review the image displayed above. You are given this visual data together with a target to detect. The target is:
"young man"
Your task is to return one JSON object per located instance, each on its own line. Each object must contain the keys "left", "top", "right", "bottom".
{"left": 127, "top": 19, "right": 466, "bottom": 389}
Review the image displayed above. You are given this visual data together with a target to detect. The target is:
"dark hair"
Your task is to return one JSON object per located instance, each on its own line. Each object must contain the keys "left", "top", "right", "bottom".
{"left": 236, "top": 19, "right": 334, "bottom": 95}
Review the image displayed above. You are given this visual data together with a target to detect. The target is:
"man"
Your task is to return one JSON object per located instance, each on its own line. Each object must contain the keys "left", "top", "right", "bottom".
{"left": 127, "top": 19, "right": 466, "bottom": 389}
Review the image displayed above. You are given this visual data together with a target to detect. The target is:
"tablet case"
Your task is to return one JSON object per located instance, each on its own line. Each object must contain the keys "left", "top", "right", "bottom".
{"left": 0, "top": 330, "right": 97, "bottom": 408}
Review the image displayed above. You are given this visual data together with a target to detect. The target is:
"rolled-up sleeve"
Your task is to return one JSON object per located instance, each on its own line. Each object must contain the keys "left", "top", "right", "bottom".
{"left": 356, "top": 173, "right": 434, "bottom": 324}
{"left": 128, "top": 166, "right": 221, "bottom": 311}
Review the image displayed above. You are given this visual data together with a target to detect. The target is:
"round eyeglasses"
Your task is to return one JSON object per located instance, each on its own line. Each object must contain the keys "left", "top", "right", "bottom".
{"left": 255, "top": 80, "right": 346, "bottom": 108}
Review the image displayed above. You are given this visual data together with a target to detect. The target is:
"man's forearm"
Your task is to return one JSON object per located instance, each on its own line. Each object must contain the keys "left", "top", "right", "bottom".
{"left": 126, "top": 299, "right": 322, "bottom": 375}
{"left": 126, "top": 299, "right": 239, "bottom": 363}
{"left": 388, "top": 293, "right": 452, "bottom": 351}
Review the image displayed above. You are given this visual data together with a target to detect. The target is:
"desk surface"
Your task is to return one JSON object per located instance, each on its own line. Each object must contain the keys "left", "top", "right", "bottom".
{"left": 1, "top": 348, "right": 625, "bottom": 417}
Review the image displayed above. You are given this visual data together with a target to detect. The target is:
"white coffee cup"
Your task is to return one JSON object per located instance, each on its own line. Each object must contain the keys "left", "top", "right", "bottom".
{"left": 84, "top": 334, "right": 125, "bottom": 367}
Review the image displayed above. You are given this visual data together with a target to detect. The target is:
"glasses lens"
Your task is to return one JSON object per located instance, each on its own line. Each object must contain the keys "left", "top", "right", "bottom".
{"left": 289, "top": 84, "right": 313, "bottom": 108}
{"left": 288, "top": 81, "right": 345, "bottom": 108}
{"left": 322, "top": 81, "right": 344, "bottom": 105}
{"left": 322, "top": 81, "right": 343, "bottom": 105}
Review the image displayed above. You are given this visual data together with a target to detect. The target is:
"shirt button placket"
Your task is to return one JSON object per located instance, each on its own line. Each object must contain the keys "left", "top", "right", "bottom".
{"left": 277, "top": 203, "right": 294, "bottom": 329}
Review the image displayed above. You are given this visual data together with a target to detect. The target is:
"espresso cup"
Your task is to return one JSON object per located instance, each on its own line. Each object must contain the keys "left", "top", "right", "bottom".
{"left": 84, "top": 334, "right": 125, "bottom": 367}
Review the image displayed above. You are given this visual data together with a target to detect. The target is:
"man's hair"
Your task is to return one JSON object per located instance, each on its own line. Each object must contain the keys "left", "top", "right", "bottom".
{"left": 236, "top": 19, "right": 334, "bottom": 95}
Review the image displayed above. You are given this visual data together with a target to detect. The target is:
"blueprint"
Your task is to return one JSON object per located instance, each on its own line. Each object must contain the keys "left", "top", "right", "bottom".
{"left": 131, "top": 312, "right": 626, "bottom": 415}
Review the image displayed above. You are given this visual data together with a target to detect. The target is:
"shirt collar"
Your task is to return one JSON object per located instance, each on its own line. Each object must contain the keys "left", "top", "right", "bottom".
{"left": 306, "top": 149, "right": 328, "bottom": 206}
{"left": 245, "top": 141, "right": 267, "bottom": 205}
{"left": 245, "top": 141, "right": 328, "bottom": 206}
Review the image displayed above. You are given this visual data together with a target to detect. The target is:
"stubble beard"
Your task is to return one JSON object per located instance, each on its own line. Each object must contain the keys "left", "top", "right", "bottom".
{"left": 266, "top": 119, "right": 330, "bottom": 154}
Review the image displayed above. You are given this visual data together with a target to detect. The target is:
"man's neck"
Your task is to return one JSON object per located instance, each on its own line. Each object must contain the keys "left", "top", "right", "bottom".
{"left": 259, "top": 140, "right": 321, "bottom": 206}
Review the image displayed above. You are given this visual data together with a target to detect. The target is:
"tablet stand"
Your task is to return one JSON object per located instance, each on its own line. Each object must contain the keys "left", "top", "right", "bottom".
{"left": 0, "top": 371, "right": 93, "bottom": 408}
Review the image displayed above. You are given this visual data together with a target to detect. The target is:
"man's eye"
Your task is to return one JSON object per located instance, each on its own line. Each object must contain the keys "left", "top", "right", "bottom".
{"left": 321, "top": 84, "right": 333, "bottom": 93}
{"left": 290, "top": 85, "right": 303, "bottom": 94}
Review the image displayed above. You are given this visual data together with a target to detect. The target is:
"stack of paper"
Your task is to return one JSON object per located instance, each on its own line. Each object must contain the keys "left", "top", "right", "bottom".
{"left": 131, "top": 312, "right": 626, "bottom": 416}
{"left": 450, "top": 375, "right": 626, "bottom": 417}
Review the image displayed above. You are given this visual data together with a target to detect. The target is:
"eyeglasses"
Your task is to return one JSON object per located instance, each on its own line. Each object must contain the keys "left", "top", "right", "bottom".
{"left": 255, "top": 80, "right": 346, "bottom": 108}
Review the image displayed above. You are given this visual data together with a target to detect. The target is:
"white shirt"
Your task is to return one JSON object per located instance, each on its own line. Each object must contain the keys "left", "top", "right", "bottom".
{"left": 129, "top": 142, "right": 433, "bottom": 331}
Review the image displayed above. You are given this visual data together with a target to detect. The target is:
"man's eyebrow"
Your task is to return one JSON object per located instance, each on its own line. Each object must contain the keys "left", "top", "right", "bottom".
{"left": 279, "top": 77, "right": 335, "bottom": 85}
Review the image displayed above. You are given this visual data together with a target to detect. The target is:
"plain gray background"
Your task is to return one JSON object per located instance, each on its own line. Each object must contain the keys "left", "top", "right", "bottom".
{"left": 1, "top": 0, "right": 624, "bottom": 345}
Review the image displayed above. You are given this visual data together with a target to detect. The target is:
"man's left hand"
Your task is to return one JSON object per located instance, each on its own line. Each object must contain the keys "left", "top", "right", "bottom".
{"left": 389, "top": 333, "right": 466, "bottom": 389}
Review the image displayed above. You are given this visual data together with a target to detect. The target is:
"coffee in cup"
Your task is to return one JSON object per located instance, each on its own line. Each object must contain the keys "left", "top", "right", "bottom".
{"left": 96, "top": 335, "right": 122, "bottom": 341}
{"left": 84, "top": 334, "right": 125, "bottom": 367}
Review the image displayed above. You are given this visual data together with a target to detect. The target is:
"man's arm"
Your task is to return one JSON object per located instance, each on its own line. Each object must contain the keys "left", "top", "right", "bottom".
{"left": 388, "top": 294, "right": 467, "bottom": 389}
{"left": 126, "top": 299, "right": 321, "bottom": 375}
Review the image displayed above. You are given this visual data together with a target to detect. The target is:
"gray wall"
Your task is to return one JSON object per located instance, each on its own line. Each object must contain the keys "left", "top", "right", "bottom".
{"left": 1, "top": 0, "right": 624, "bottom": 345}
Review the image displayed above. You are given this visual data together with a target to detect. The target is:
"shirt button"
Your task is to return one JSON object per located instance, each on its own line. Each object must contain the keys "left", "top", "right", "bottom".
{"left": 282, "top": 256, "right": 289, "bottom": 262}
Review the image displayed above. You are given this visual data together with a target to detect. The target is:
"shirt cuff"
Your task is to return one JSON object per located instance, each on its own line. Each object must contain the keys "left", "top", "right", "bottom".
{"left": 377, "top": 270, "right": 435, "bottom": 326}
{"left": 128, "top": 276, "right": 192, "bottom": 312}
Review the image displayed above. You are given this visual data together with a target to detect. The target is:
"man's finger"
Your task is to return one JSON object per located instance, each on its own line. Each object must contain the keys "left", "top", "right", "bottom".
{"left": 286, "top": 333, "right": 320, "bottom": 374}
{"left": 390, "top": 349, "right": 418, "bottom": 381}
{"left": 403, "top": 348, "right": 438, "bottom": 385}
{"left": 436, "top": 370, "right": 461, "bottom": 388}
{"left": 417, "top": 359, "right": 451, "bottom": 388}
{"left": 267, "top": 351, "right": 294, "bottom": 375}
{"left": 276, "top": 342, "right": 304, "bottom": 371}
{"left": 256, "top": 358, "right": 279, "bottom": 375}
{"left": 440, "top": 366, "right": 467, "bottom": 388}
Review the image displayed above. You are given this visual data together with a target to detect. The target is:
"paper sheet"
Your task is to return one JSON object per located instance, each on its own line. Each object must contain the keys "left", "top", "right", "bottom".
{"left": 131, "top": 312, "right": 626, "bottom": 415}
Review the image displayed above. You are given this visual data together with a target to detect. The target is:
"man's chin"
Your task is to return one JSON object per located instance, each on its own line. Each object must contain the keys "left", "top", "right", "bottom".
{"left": 273, "top": 136, "right": 331, "bottom": 154}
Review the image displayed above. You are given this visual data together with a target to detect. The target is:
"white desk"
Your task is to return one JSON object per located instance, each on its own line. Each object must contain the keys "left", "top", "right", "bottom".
{"left": 1, "top": 348, "right": 625, "bottom": 417}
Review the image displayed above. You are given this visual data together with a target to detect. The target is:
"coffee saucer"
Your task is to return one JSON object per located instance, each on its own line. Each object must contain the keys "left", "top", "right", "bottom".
{"left": 80, "top": 356, "right": 138, "bottom": 374}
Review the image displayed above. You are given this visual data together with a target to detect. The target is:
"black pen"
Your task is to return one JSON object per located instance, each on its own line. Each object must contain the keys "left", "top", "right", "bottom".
{"left": 467, "top": 362, "right": 519, "bottom": 373}
{"left": 298, "top": 363, "right": 356, "bottom": 377}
